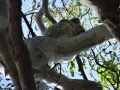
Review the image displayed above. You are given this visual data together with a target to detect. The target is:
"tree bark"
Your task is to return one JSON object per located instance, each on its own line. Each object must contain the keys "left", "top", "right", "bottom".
{"left": 82, "top": 0, "right": 120, "bottom": 42}
{"left": 0, "top": 0, "right": 21, "bottom": 89}
{"left": 8, "top": 0, "right": 36, "bottom": 90}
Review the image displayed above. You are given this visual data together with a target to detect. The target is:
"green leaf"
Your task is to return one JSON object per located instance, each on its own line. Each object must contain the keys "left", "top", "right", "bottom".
{"left": 76, "top": 2, "right": 82, "bottom": 6}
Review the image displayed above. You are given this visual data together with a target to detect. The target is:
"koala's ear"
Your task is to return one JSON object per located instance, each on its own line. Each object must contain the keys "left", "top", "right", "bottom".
{"left": 70, "top": 18, "right": 80, "bottom": 24}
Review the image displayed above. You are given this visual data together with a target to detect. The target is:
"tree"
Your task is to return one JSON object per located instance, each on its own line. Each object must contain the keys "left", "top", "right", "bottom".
{"left": 0, "top": 0, "right": 119, "bottom": 90}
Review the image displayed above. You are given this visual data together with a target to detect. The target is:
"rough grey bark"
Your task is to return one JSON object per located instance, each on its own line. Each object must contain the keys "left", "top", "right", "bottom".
{"left": 8, "top": 0, "right": 36, "bottom": 89}
{"left": 82, "top": 0, "right": 120, "bottom": 42}
{"left": 0, "top": 0, "right": 21, "bottom": 89}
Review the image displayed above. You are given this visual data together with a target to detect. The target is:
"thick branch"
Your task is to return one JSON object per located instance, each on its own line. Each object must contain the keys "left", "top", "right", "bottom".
{"left": 36, "top": 0, "right": 57, "bottom": 35}
{"left": 104, "top": 21, "right": 120, "bottom": 42}
{"left": 54, "top": 25, "right": 112, "bottom": 61}
{"left": 43, "top": 0, "right": 57, "bottom": 24}
{"left": 34, "top": 66, "right": 102, "bottom": 90}
{"left": 25, "top": 24, "right": 113, "bottom": 68}
{"left": 82, "top": 0, "right": 120, "bottom": 42}
{"left": 0, "top": 33, "right": 21, "bottom": 90}
{"left": 8, "top": 0, "right": 36, "bottom": 90}
{"left": 36, "top": 7, "right": 46, "bottom": 34}
{"left": 0, "top": 0, "right": 21, "bottom": 89}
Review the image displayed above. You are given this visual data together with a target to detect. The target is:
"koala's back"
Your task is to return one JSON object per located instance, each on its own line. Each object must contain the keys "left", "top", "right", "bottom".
{"left": 44, "top": 21, "right": 76, "bottom": 38}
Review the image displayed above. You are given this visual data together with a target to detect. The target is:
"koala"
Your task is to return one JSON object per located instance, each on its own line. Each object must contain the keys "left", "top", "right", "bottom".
{"left": 44, "top": 18, "right": 85, "bottom": 38}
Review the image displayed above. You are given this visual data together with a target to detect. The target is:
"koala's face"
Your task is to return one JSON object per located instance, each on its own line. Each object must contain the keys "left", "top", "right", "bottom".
{"left": 70, "top": 18, "right": 85, "bottom": 35}
{"left": 77, "top": 25, "right": 85, "bottom": 34}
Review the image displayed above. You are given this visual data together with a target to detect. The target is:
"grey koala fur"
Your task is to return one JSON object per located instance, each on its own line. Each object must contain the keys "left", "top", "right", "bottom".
{"left": 44, "top": 18, "right": 85, "bottom": 38}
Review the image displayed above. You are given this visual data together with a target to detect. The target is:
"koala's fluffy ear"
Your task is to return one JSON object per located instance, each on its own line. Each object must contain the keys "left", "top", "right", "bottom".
{"left": 70, "top": 18, "right": 80, "bottom": 24}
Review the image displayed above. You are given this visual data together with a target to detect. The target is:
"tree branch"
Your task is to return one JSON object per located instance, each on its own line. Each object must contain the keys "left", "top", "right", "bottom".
{"left": 34, "top": 66, "right": 102, "bottom": 90}
{"left": 82, "top": 0, "right": 120, "bottom": 42}
{"left": 76, "top": 55, "right": 88, "bottom": 80}
{"left": 43, "top": 0, "right": 57, "bottom": 24}
{"left": 21, "top": 11, "right": 36, "bottom": 37}
{"left": 36, "top": 0, "right": 57, "bottom": 35}
{"left": 0, "top": 0, "right": 21, "bottom": 89}
{"left": 104, "top": 20, "right": 120, "bottom": 42}
{"left": 8, "top": 0, "right": 36, "bottom": 89}
{"left": 24, "top": 25, "right": 113, "bottom": 68}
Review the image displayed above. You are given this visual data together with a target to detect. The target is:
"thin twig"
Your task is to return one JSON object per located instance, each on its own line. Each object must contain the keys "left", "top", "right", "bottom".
{"left": 76, "top": 55, "right": 88, "bottom": 80}
{"left": 80, "top": 8, "right": 90, "bottom": 19}
{"left": 21, "top": 11, "right": 36, "bottom": 37}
